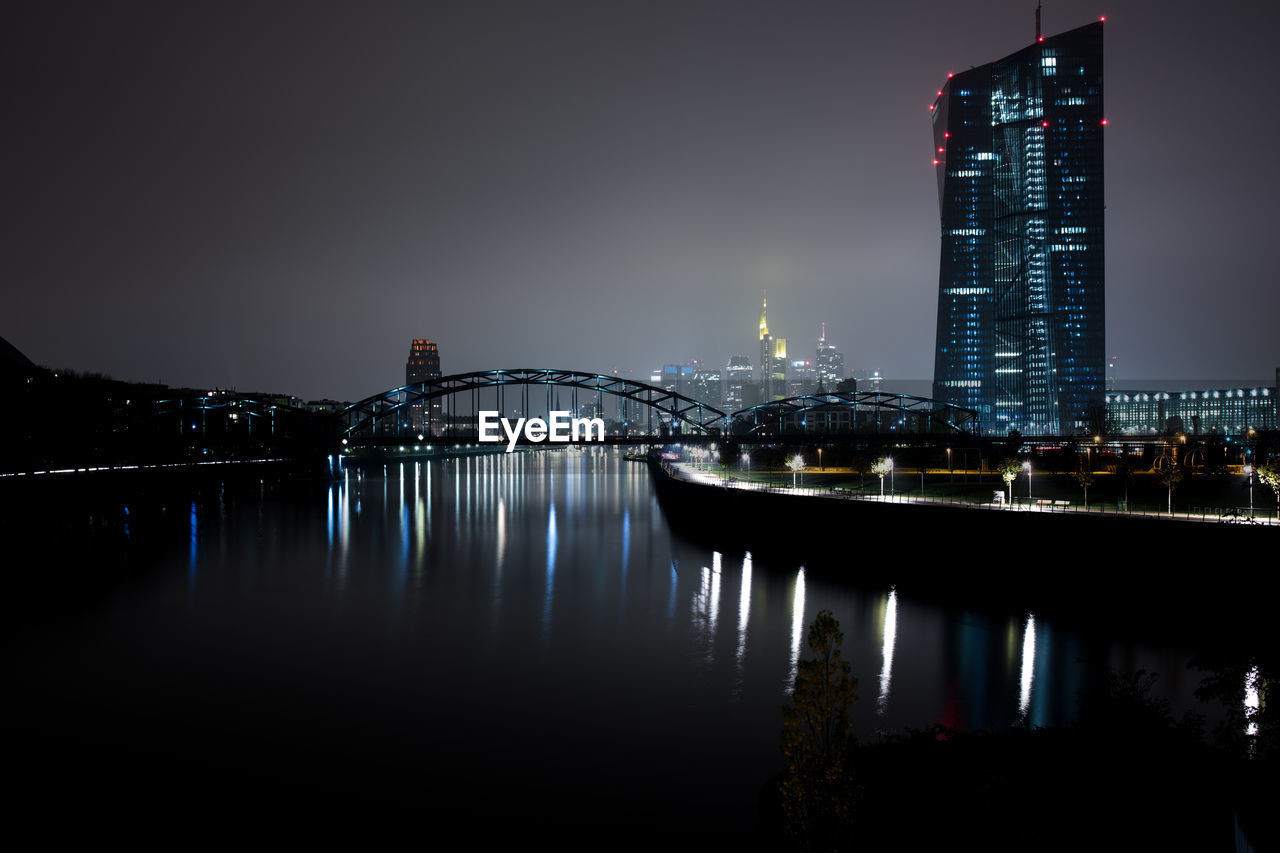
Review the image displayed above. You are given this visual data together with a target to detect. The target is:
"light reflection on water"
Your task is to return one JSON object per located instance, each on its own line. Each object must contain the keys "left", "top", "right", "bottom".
{"left": 877, "top": 586, "right": 897, "bottom": 716}
{"left": 788, "top": 566, "right": 806, "bottom": 691}
{"left": 23, "top": 447, "right": 1223, "bottom": 826}
{"left": 208, "top": 449, "right": 1206, "bottom": 738}
{"left": 1019, "top": 613, "right": 1037, "bottom": 719}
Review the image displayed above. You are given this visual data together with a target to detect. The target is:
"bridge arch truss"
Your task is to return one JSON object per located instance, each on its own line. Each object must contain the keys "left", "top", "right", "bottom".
{"left": 340, "top": 369, "right": 729, "bottom": 439}
{"left": 726, "top": 391, "right": 979, "bottom": 436}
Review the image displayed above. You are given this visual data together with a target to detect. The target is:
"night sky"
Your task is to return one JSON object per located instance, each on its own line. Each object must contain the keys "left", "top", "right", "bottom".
{"left": 5, "top": 0, "right": 1278, "bottom": 401}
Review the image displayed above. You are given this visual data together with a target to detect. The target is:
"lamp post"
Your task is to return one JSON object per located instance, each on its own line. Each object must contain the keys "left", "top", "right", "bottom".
{"left": 1023, "top": 460, "right": 1033, "bottom": 508}
{"left": 818, "top": 447, "right": 823, "bottom": 471}
{"left": 947, "top": 446, "right": 953, "bottom": 483}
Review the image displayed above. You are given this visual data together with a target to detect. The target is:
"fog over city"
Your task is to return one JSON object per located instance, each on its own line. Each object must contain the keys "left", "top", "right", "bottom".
{"left": 5, "top": 0, "right": 1278, "bottom": 400}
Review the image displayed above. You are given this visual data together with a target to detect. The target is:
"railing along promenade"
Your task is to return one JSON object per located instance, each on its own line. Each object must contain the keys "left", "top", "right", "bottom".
{"left": 659, "top": 461, "right": 1278, "bottom": 526}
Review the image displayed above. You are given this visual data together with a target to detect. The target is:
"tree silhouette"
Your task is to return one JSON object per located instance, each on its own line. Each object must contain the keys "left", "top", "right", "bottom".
{"left": 787, "top": 453, "right": 805, "bottom": 488}
{"left": 1158, "top": 465, "right": 1184, "bottom": 515}
{"left": 1073, "top": 469, "right": 1096, "bottom": 510}
{"left": 871, "top": 457, "right": 892, "bottom": 497}
{"left": 1113, "top": 460, "right": 1134, "bottom": 509}
{"left": 996, "top": 458, "right": 1022, "bottom": 505}
{"left": 1258, "top": 462, "right": 1280, "bottom": 508}
{"left": 850, "top": 455, "right": 870, "bottom": 491}
{"left": 781, "top": 609, "right": 859, "bottom": 845}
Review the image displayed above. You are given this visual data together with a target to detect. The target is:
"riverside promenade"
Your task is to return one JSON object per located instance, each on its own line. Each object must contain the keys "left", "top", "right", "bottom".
{"left": 661, "top": 460, "right": 1277, "bottom": 527}
{"left": 650, "top": 456, "right": 1275, "bottom": 638}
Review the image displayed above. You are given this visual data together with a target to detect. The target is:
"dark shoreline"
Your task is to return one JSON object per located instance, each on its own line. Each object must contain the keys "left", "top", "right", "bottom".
{"left": 648, "top": 462, "right": 1278, "bottom": 851}
{"left": 649, "top": 458, "right": 1274, "bottom": 655}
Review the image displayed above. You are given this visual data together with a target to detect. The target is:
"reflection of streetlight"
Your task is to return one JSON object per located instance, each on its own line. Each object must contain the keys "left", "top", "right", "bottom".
{"left": 1244, "top": 464, "right": 1255, "bottom": 518}
{"left": 1023, "top": 460, "right": 1033, "bottom": 506}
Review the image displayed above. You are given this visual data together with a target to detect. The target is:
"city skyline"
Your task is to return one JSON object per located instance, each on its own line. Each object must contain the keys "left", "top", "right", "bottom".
{"left": 5, "top": 1, "right": 1279, "bottom": 402}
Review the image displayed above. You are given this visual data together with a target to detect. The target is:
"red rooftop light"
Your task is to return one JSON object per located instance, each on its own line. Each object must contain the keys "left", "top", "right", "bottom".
{"left": 1042, "top": 121, "right": 1049, "bottom": 127}
{"left": 1100, "top": 16, "right": 1106, "bottom": 22}
{"left": 943, "top": 132, "right": 950, "bottom": 138}
{"left": 947, "top": 72, "right": 954, "bottom": 78}
{"left": 933, "top": 159, "right": 939, "bottom": 165}
{"left": 1037, "top": 36, "right": 1044, "bottom": 42}
{"left": 929, "top": 105, "right": 935, "bottom": 110}
{"left": 1101, "top": 118, "right": 1108, "bottom": 125}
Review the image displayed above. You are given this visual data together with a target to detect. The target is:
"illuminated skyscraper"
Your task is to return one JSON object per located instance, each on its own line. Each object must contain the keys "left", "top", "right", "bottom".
{"left": 406, "top": 338, "right": 442, "bottom": 435}
{"left": 759, "top": 295, "right": 776, "bottom": 401}
{"left": 931, "top": 20, "right": 1105, "bottom": 434}
{"left": 724, "top": 355, "right": 754, "bottom": 409}
{"left": 816, "top": 323, "right": 845, "bottom": 391}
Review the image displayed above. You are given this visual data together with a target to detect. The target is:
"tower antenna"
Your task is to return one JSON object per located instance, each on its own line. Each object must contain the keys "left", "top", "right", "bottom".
{"left": 1036, "top": 1, "right": 1042, "bottom": 41}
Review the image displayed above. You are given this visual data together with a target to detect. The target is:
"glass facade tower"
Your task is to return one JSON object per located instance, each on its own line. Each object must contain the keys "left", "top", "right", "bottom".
{"left": 931, "top": 21, "right": 1104, "bottom": 434}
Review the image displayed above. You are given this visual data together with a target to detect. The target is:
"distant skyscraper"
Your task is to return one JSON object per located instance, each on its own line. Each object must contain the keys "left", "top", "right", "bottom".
{"left": 691, "top": 360, "right": 723, "bottom": 410}
{"left": 788, "top": 359, "right": 817, "bottom": 398}
{"left": 816, "top": 323, "right": 845, "bottom": 391}
{"left": 931, "top": 20, "right": 1105, "bottom": 434}
{"left": 759, "top": 295, "right": 776, "bottom": 401}
{"left": 771, "top": 337, "right": 788, "bottom": 400}
{"left": 725, "top": 355, "right": 753, "bottom": 410}
{"left": 406, "top": 338, "right": 442, "bottom": 435}
{"left": 657, "top": 363, "right": 695, "bottom": 397}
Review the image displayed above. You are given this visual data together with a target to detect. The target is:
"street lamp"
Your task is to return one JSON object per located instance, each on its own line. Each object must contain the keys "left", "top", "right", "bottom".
{"left": 818, "top": 447, "right": 823, "bottom": 471}
{"left": 947, "top": 446, "right": 953, "bottom": 483}
{"left": 1023, "top": 460, "right": 1033, "bottom": 507}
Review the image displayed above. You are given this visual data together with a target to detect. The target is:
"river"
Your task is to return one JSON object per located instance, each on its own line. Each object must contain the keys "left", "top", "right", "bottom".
{"left": 4, "top": 447, "right": 1217, "bottom": 837}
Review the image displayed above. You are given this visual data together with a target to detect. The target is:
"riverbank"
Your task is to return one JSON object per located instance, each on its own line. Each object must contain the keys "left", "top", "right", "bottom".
{"left": 649, "top": 457, "right": 1275, "bottom": 650}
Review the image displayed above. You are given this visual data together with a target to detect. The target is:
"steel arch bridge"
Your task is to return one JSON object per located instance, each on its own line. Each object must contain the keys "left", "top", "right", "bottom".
{"left": 726, "top": 391, "right": 979, "bottom": 435}
{"left": 153, "top": 390, "right": 312, "bottom": 432}
{"left": 339, "top": 369, "right": 729, "bottom": 438}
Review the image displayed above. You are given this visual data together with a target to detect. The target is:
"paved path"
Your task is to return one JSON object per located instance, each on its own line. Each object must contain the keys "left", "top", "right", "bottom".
{"left": 664, "top": 462, "right": 1276, "bottom": 526}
